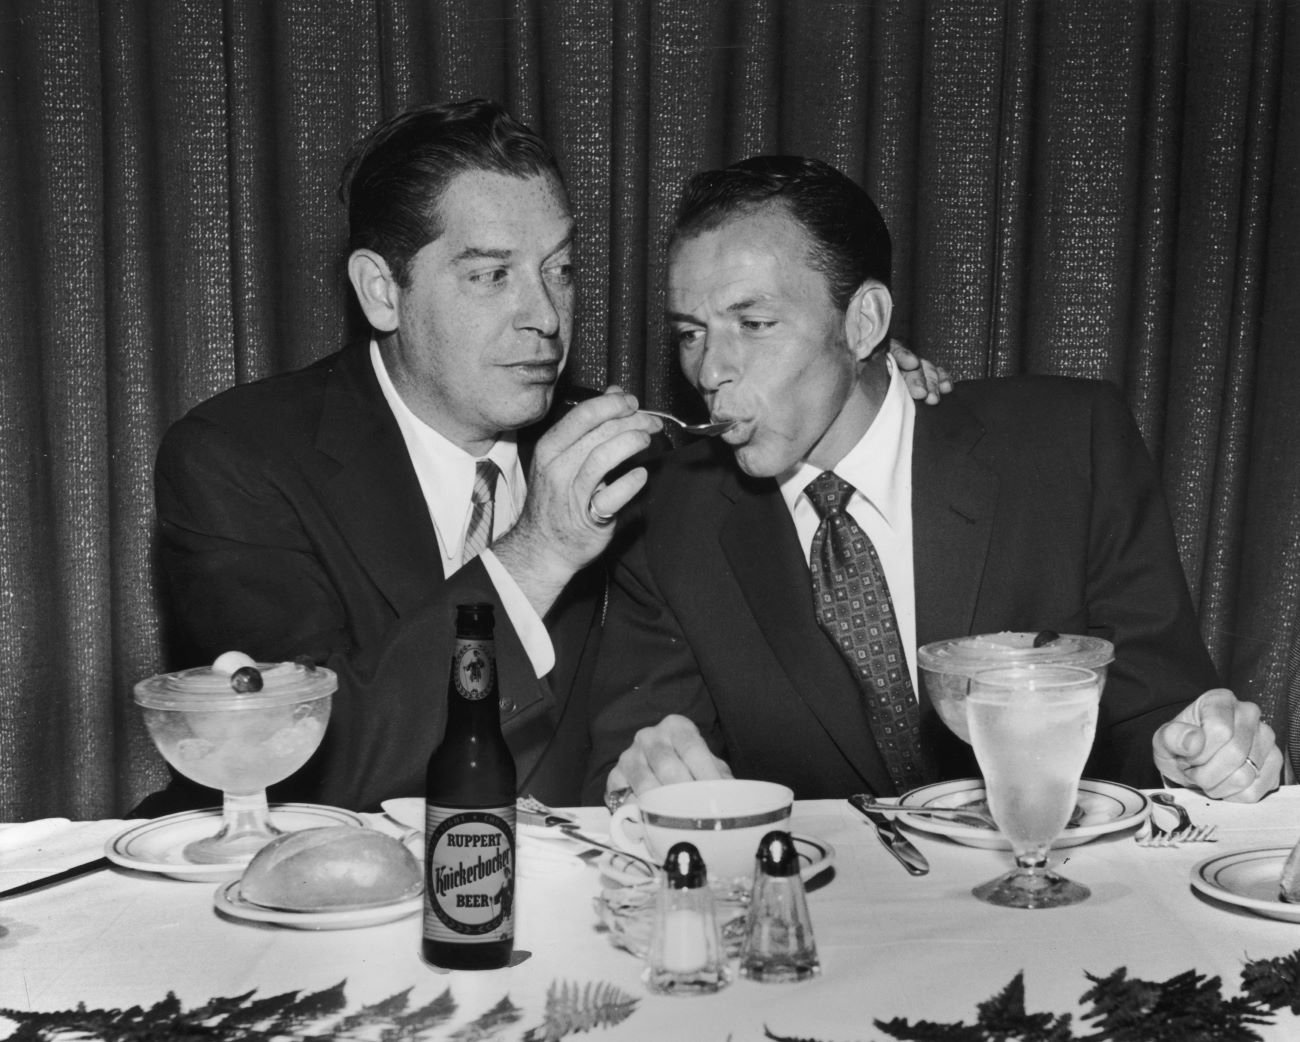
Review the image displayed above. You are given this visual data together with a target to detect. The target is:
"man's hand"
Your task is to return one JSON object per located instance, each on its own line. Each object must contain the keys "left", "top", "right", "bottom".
{"left": 493, "top": 387, "right": 661, "bottom": 617}
{"left": 889, "top": 338, "right": 953, "bottom": 405}
{"left": 1152, "top": 688, "right": 1282, "bottom": 801}
{"left": 605, "top": 713, "right": 733, "bottom": 800}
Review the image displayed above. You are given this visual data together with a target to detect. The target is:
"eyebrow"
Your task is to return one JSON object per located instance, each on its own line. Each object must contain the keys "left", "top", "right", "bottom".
{"left": 665, "top": 294, "right": 775, "bottom": 324}
{"left": 451, "top": 229, "right": 575, "bottom": 265}
{"left": 453, "top": 247, "right": 512, "bottom": 263}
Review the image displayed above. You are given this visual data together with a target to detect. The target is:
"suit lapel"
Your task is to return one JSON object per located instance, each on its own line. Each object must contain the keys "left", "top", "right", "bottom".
{"left": 911, "top": 400, "right": 998, "bottom": 648}
{"left": 718, "top": 471, "right": 896, "bottom": 797}
{"left": 315, "top": 345, "right": 445, "bottom": 615}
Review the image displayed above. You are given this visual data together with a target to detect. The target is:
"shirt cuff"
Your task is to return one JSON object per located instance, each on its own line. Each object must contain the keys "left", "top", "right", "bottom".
{"left": 479, "top": 549, "right": 556, "bottom": 678}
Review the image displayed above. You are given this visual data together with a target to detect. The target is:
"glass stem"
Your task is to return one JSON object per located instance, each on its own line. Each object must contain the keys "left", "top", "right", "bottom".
{"left": 215, "top": 790, "right": 279, "bottom": 841}
{"left": 1014, "top": 846, "right": 1050, "bottom": 872}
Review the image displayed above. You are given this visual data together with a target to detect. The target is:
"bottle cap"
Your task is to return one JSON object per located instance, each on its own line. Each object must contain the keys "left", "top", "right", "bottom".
{"left": 754, "top": 830, "right": 801, "bottom": 877}
{"left": 455, "top": 602, "right": 496, "bottom": 630}
{"left": 663, "top": 842, "right": 708, "bottom": 889}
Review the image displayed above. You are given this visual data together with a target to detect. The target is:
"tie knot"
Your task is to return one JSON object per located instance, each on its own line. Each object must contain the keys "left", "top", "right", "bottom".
{"left": 472, "top": 459, "right": 500, "bottom": 505}
{"left": 804, "top": 471, "right": 856, "bottom": 521}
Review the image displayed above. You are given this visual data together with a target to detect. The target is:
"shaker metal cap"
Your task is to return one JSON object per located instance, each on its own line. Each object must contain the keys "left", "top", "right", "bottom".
{"left": 663, "top": 841, "right": 708, "bottom": 888}
{"left": 755, "top": 830, "right": 800, "bottom": 877}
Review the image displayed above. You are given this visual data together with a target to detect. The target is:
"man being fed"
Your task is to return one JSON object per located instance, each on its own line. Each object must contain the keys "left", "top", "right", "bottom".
{"left": 585, "top": 155, "right": 1281, "bottom": 807}
{"left": 135, "top": 99, "right": 946, "bottom": 815}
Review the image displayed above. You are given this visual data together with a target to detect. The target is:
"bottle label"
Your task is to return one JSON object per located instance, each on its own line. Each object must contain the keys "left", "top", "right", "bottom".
{"left": 452, "top": 639, "right": 495, "bottom": 702}
{"left": 423, "top": 804, "right": 515, "bottom": 942}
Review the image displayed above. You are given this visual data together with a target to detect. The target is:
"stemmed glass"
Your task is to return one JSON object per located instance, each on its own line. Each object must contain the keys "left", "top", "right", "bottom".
{"left": 964, "top": 664, "right": 1101, "bottom": 909}
{"left": 134, "top": 660, "right": 336, "bottom": 864}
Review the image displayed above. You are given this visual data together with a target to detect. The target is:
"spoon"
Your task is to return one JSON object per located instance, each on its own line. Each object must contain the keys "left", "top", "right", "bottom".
{"left": 518, "top": 795, "right": 661, "bottom": 876}
{"left": 560, "top": 388, "right": 734, "bottom": 438}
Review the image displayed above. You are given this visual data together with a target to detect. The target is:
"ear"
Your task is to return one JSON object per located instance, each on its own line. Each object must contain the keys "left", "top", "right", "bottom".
{"left": 844, "top": 282, "right": 893, "bottom": 362}
{"left": 347, "top": 249, "right": 401, "bottom": 333}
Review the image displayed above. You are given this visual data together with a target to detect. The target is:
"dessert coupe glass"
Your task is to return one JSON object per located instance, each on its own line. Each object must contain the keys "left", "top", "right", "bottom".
{"left": 917, "top": 632, "right": 1113, "bottom": 743}
{"left": 134, "top": 660, "right": 335, "bottom": 864}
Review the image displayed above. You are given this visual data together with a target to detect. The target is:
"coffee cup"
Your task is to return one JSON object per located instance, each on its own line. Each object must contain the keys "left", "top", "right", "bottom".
{"left": 608, "top": 779, "right": 794, "bottom": 882}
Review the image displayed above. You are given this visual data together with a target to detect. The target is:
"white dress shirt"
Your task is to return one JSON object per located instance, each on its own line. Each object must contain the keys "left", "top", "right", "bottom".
{"left": 370, "top": 341, "right": 555, "bottom": 677}
{"left": 777, "top": 355, "right": 919, "bottom": 692}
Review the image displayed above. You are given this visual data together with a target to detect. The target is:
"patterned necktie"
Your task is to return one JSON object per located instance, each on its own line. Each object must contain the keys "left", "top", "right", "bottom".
{"left": 462, "top": 459, "right": 500, "bottom": 565}
{"left": 805, "top": 470, "right": 932, "bottom": 793}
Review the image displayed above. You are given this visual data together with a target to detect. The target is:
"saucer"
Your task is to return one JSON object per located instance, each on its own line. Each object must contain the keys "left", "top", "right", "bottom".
{"left": 597, "top": 832, "right": 835, "bottom": 888}
{"left": 214, "top": 880, "right": 421, "bottom": 930}
{"left": 895, "top": 778, "right": 1148, "bottom": 850}
{"left": 1191, "top": 848, "right": 1300, "bottom": 923}
{"left": 106, "top": 804, "right": 364, "bottom": 882}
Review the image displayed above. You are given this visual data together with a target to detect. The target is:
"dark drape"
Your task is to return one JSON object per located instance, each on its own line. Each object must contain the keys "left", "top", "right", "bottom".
{"left": 2, "top": 0, "right": 1297, "bottom": 820}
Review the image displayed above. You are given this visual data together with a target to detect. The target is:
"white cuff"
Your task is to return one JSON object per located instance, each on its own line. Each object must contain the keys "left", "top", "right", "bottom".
{"left": 480, "top": 549, "right": 556, "bottom": 678}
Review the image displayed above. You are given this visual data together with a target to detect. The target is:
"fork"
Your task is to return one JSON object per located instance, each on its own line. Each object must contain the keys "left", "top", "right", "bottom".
{"left": 561, "top": 389, "right": 734, "bottom": 437}
{"left": 517, "top": 795, "right": 661, "bottom": 875}
{"left": 1149, "top": 792, "right": 1218, "bottom": 843}
{"left": 1134, "top": 810, "right": 1178, "bottom": 847}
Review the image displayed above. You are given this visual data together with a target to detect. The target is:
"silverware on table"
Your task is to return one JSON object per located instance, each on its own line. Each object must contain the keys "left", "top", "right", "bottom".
{"left": 0, "top": 856, "right": 110, "bottom": 899}
{"left": 848, "top": 794, "right": 996, "bottom": 829}
{"left": 1149, "top": 792, "right": 1218, "bottom": 843}
{"left": 847, "top": 795, "right": 930, "bottom": 876}
{"left": 518, "top": 794, "right": 661, "bottom": 876}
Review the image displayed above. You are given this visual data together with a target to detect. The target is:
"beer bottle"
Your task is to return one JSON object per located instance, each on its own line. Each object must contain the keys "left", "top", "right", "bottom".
{"left": 422, "top": 603, "right": 516, "bottom": 970}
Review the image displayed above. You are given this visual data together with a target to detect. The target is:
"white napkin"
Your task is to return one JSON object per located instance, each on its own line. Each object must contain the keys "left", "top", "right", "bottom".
{"left": 0, "top": 818, "right": 74, "bottom": 855}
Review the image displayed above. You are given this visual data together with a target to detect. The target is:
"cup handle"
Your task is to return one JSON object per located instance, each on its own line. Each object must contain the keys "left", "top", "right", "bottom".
{"left": 608, "top": 799, "right": 645, "bottom": 855}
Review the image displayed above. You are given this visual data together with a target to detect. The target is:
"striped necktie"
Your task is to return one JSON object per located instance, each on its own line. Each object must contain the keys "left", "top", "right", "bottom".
{"left": 462, "top": 459, "right": 500, "bottom": 565}
{"left": 805, "top": 470, "right": 934, "bottom": 794}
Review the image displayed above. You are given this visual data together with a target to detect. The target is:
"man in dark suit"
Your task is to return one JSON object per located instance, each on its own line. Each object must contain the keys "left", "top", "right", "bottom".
{"left": 136, "top": 99, "right": 663, "bottom": 813}
{"left": 585, "top": 155, "right": 1281, "bottom": 806}
{"left": 137, "top": 103, "right": 948, "bottom": 817}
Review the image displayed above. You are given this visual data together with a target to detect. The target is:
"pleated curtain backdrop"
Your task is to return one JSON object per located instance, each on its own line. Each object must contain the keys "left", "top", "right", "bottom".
{"left": 1, "top": 0, "right": 1296, "bottom": 820}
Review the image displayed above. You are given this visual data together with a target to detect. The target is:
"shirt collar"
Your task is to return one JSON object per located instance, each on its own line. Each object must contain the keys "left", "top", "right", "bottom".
{"left": 778, "top": 353, "right": 914, "bottom": 530}
{"left": 370, "top": 340, "right": 522, "bottom": 560}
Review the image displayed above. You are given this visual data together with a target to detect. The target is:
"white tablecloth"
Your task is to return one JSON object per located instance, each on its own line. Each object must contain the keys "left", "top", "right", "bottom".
{"left": 4, "top": 790, "right": 1300, "bottom": 1040}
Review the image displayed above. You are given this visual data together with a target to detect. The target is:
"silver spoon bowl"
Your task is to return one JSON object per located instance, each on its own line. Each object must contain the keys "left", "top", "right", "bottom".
{"left": 561, "top": 388, "right": 733, "bottom": 437}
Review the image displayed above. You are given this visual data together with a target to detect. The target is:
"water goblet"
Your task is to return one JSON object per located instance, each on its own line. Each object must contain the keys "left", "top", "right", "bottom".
{"left": 965, "top": 663, "right": 1101, "bottom": 908}
{"left": 134, "top": 658, "right": 335, "bottom": 864}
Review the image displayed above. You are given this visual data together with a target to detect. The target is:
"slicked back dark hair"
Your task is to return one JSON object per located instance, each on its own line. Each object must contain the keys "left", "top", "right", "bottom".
{"left": 669, "top": 155, "right": 891, "bottom": 310}
{"left": 338, "top": 98, "right": 567, "bottom": 287}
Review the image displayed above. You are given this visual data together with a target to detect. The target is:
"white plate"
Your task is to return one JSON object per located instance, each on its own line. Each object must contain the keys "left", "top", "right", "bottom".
{"left": 896, "top": 778, "right": 1148, "bottom": 850}
{"left": 597, "top": 832, "right": 835, "bottom": 888}
{"left": 106, "top": 804, "right": 364, "bottom": 882}
{"left": 1191, "top": 848, "right": 1300, "bottom": 923}
{"left": 214, "top": 879, "right": 421, "bottom": 930}
{"left": 382, "top": 797, "right": 569, "bottom": 842}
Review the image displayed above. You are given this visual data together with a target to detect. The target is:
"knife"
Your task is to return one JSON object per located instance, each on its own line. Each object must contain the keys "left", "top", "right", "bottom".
{"left": 0, "top": 856, "right": 110, "bottom": 899}
{"left": 847, "top": 795, "right": 930, "bottom": 876}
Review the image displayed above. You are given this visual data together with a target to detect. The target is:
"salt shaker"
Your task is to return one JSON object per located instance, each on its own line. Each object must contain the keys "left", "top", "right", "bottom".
{"left": 643, "top": 841, "right": 732, "bottom": 994}
{"left": 739, "top": 830, "right": 820, "bottom": 982}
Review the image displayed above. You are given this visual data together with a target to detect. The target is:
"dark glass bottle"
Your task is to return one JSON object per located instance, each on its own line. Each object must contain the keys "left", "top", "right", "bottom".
{"left": 422, "top": 603, "right": 517, "bottom": 970}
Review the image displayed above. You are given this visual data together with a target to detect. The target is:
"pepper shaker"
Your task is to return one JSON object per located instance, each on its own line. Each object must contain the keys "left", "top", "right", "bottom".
{"left": 739, "top": 830, "right": 820, "bottom": 982}
{"left": 643, "top": 842, "right": 732, "bottom": 994}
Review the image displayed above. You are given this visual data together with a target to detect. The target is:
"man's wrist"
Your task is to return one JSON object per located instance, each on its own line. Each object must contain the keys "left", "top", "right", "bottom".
{"left": 492, "top": 528, "right": 574, "bottom": 618}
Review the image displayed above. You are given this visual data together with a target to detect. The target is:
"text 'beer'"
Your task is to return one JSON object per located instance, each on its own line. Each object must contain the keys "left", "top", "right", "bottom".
{"left": 422, "top": 603, "right": 516, "bottom": 970}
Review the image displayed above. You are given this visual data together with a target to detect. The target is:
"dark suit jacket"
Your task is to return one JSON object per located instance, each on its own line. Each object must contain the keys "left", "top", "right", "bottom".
{"left": 584, "top": 377, "right": 1220, "bottom": 801}
{"left": 135, "top": 341, "right": 602, "bottom": 814}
